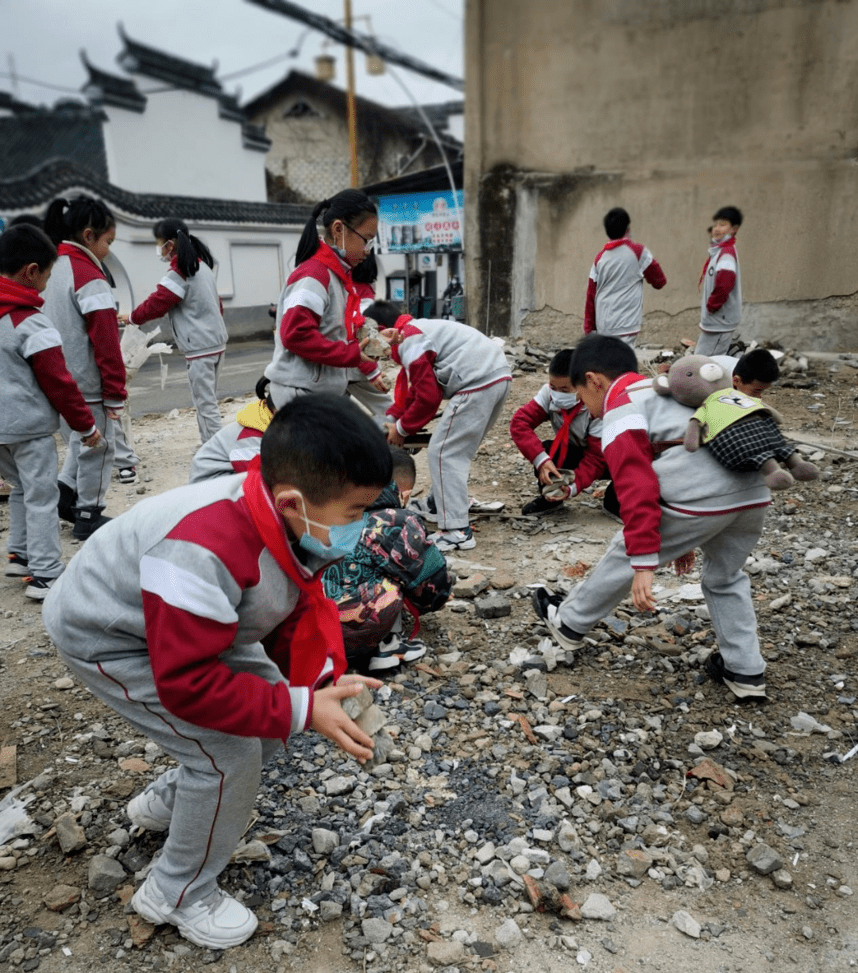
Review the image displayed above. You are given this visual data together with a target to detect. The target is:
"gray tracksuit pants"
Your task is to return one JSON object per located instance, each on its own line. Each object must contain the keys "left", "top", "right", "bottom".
{"left": 51, "top": 639, "right": 285, "bottom": 908}
{"left": 429, "top": 380, "right": 510, "bottom": 530}
{"left": 113, "top": 396, "right": 140, "bottom": 469}
{"left": 186, "top": 354, "right": 223, "bottom": 444}
{"left": 59, "top": 403, "right": 115, "bottom": 508}
{"left": 0, "top": 436, "right": 64, "bottom": 578}
{"left": 694, "top": 330, "right": 732, "bottom": 356}
{"left": 346, "top": 375, "right": 393, "bottom": 429}
{"left": 556, "top": 505, "right": 767, "bottom": 677}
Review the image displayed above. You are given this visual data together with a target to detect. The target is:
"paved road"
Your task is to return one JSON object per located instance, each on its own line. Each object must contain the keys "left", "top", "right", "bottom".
{"left": 127, "top": 340, "right": 274, "bottom": 417}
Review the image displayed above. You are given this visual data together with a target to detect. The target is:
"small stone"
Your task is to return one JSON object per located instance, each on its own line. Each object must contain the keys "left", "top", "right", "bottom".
{"left": 54, "top": 677, "right": 74, "bottom": 690}
{"left": 715, "top": 868, "right": 731, "bottom": 883}
{"left": 323, "top": 776, "right": 356, "bottom": 797}
{"left": 580, "top": 893, "right": 616, "bottom": 921}
{"left": 544, "top": 860, "right": 572, "bottom": 890}
{"left": 427, "top": 940, "right": 466, "bottom": 966}
{"left": 685, "top": 806, "right": 708, "bottom": 825}
{"left": 694, "top": 730, "right": 723, "bottom": 750}
{"left": 311, "top": 828, "right": 339, "bottom": 855}
{"left": 319, "top": 900, "right": 343, "bottom": 922}
{"left": 361, "top": 918, "right": 392, "bottom": 943}
{"left": 88, "top": 855, "right": 126, "bottom": 893}
{"left": 475, "top": 594, "right": 512, "bottom": 619}
{"left": 720, "top": 805, "right": 744, "bottom": 827}
{"left": 44, "top": 885, "right": 81, "bottom": 912}
{"left": 672, "top": 910, "right": 701, "bottom": 938}
{"left": 746, "top": 843, "right": 783, "bottom": 875}
{"left": 585, "top": 859, "right": 602, "bottom": 881}
{"left": 771, "top": 869, "right": 793, "bottom": 889}
{"left": 54, "top": 812, "right": 87, "bottom": 854}
{"left": 494, "top": 918, "right": 523, "bottom": 949}
{"left": 453, "top": 573, "right": 491, "bottom": 598}
{"left": 617, "top": 848, "right": 652, "bottom": 879}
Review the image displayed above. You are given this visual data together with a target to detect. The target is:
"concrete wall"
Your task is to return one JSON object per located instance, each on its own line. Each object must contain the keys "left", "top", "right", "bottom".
{"left": 465, "top": 0, "right": 858, "bottom": 349}
{"left": 102, "top": 91, "right": 267, "bottom": 202}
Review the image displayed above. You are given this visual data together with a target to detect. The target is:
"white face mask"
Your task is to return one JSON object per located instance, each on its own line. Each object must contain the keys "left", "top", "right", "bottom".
{"left": 156, "top": 243, "right": 171, "bottom": 262}
{"left": 551, "top": 391, "right": 578, "bottom": 411}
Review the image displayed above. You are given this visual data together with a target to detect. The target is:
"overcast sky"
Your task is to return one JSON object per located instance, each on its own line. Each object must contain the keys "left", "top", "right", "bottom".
{"left": 2, "top": 0, "right": 464, "bottom": 109}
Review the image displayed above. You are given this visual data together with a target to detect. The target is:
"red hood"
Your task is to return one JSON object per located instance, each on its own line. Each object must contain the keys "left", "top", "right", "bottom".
{"left": 0, "top": 276, "right": 43, "bottom": 319}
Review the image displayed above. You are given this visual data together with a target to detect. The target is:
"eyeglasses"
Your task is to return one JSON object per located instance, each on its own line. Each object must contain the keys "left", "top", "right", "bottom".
{"left": 345, "top": 224, "right": 375, "bottom": 253}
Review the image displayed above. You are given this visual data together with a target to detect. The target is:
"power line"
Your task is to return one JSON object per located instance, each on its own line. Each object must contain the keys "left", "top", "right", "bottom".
{"left": 0, "top": 71, "right": 82, "bottom": 95}
{"left": 243, "top": 0, "right": 464, "bottom": 92}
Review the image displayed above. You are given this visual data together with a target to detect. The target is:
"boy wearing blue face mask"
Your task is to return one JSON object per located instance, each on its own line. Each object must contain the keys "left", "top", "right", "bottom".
{"left": 42, "top": 394, "right": 392, "bottom": 951}
{"left": 510, "top": 349, "right": 619, "bottom": 518}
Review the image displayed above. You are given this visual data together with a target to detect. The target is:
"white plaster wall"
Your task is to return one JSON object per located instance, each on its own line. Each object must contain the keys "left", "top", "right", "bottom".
{"left": 101, "top": 91, "right": 267, "bottom": 202}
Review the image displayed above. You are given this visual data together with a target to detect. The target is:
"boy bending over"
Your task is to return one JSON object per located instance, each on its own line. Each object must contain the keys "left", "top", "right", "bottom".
{"left": 43, "top": 394, "right": 392, "bottom": 949}
{"left": 533, "top": 334, "right": 771, "bottom": 701}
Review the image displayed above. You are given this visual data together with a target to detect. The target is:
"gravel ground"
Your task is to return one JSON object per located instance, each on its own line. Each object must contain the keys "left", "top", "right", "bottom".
{"left": 1, "top": 328, "right": 857, "bottom": 973}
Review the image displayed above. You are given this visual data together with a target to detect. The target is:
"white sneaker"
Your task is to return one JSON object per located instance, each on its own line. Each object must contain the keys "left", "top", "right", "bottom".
{"left": 409, "top": 497, "right": 439, "bottom": 523}
{"left": 132, "top": 876, "right": 258, "bottom": 949}
{"left": 431, "top": 528, "right": 476, "bottom": 552}
{"left": 127, "top": 789, "right": 172, "bottom": 832}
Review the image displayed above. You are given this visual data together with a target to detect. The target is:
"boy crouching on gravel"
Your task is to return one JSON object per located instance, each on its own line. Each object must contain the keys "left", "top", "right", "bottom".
{"left": 43, "top": 394, "right": 392, "bottom": 949}
{"left": 532, "top": 334, "right": 771, "bottom": 702}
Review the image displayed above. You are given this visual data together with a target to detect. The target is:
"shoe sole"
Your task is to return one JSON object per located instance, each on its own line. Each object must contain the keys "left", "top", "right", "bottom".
{"left": 6, "top": 567, "right": 30, "bottom": 577}
{"left": 24, "top": 588, "right": 51, "bottom": 601}
{"left": 367, "top": 655, "right": 403, "bottom": 671}
{"left": 131, "top": 887, "right": 258, "bottom": 949}
{"left": 435, "top": 538, "right": 476, "bottom": 552}
{"left": 545, "top": 610, "right": 588, "bottom": 653}
{"left": 398, "top": 646, "right": 427, "bottom": 663}
{"left": 119, "top": 477, "right": 138, "bottom": 485}
{"left": 722, "top": 675, "right": 767, "bottom": 701}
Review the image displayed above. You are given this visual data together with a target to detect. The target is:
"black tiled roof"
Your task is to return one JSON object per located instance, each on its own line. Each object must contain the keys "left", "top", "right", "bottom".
{"left": 361, "top": 158, "right": 463, "bottom": 197}
{"left": 0, "top": 108, "right": 109, "bottom": 183}
{"left": 0, "top": 91, "right": 39, "bottom": 115}
{"left": 117, "top": 23, "right": 222, "bottom": 97}
{"left": 394, "top": 100, "right": 463, "bottom": 140}
{"left": 0, "top": 159, "right": 313, "bottom": 225}
{"left": 80, "top": 51, "right": 147, "bottom": 113}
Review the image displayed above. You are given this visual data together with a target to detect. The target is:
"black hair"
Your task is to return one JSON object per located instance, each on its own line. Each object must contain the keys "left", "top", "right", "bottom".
{"left": 389, "top": 446, "right": 416, "bottom": 485}
{"left": 8, "top": 214, "right": 44, "bottom": 229}
{"left": 569, "top": 333, "right": 638, "bottom": 385}
{"left": 549, "top": 348, "right": 574, "bottom": 377}
{"left": 295, "top": 189, "right": 378, "bottom": 266}
{"left": 603, "top": 207, "right": 631, "bottom": 240}
{"left": 713, "top": 206, "right": 743, "bottom": 228}
{"left": 255, "top": 375, "right": 276, "bottom": 413}
{"left": 0, "top": 225, "right": 57, "bottom": 274}
{"left": 362, "top": 299, "right": 403, "bottom": 329}
{"left": 43, "top": 195, "right": 114, "bottom": 247}
{"left": 153, "top": 218, "right": 214, "bottom": 278}
{"left": 351, "top": 252, "right": 378, "bottom": 286}
{"left": 260, "top": 393, "right": 392, "bottom": 502}
{"left": 734, "top": 348, "right": 779, "bottom": 384}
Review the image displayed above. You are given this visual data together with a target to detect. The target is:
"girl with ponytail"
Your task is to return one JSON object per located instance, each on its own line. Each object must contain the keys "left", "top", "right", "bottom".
{"left": 264, "top": 189, "right": 383, "bottom": 409}
{"left": 41, "top": 195, "right": 126, "bottom": 540}
{"left": 122, "top": 218, "right": 227, "bottom": 444}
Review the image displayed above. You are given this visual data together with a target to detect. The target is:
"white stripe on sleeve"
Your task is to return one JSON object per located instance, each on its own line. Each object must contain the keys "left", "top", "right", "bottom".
{"left": 22, "top": 327, "right": 62, "bottom": 358}
{"left": 282, "top": 287, "right": 326, "bottom": 316}
{"left": 715, "top": 254, "right": 737, "bottom": 274}
{"left": 77, "top": 291, "right": 117, "bottom": 314}
{"left": 229, "top": 445, "right": 262, "bottom": 465}
{"left": 398, "top": 333, "right": 433, "bottom": 369}
{"left": 601, "top": 411, "right": 649, "bottom": 451}
{"left": 140, "top": 554, "right": 238, "bottom": 624}
{"left": 640, "top": 247, "right": 653, "bottom": 271}
{"left": 160, "top": 274, "right": 187, "bottom": 299}
{"left": 290, "top": 686, "right": 311, "bottom": 733}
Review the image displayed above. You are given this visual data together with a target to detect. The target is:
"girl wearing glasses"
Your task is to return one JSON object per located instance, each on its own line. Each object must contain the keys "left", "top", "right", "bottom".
{"left": 265, "top": 190, "right": 382, "bottom": 409}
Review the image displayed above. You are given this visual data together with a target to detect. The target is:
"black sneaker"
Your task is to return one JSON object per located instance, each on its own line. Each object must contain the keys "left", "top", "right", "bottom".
{"left": 521, "top": 494, "right": 564, "bottom": 517}
{"left": 73, "top": 506, "right": 111, "bottom": 541}
{"left": 24, "top": 576, "right": 57, "bottom": 601}
{"left": 5, "top": 553, "right": 29, "bottom": 577}
{"left": 704, "top": 651, "right": 767, "bottom": 701}
{"left": 531, "top": 586, "right": 563, "bottom": 622}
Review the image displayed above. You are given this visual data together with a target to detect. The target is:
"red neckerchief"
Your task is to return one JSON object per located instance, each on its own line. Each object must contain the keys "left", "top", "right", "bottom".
{"left": 698, "top": 235, "right": 736, "bottom": 289}
{"left": 391, "top": 314, "right": 416, "bottom": 410}
{"left": 603, "top": 372, "right": 648, "bottom": 415}
{"left": 312, "top": 242, "right": 365, "bottom": 341}
{"left": 548, "top": 401, "right": 585, "bottom": 468}
{"left": 0, "top": 277, "right": 43, "bottom": 318}
{"left": 242, "top": 456, "right": 346, "bottom": 686}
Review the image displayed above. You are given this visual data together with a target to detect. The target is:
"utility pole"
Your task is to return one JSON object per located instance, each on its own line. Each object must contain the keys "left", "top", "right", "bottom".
{"left": 344, "top": 0, "right": 358, "bottom": 187}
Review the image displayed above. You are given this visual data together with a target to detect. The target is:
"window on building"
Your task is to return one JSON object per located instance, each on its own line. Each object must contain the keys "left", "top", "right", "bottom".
{"left": 283, "top": 101, "right": 321, "bottom": 119}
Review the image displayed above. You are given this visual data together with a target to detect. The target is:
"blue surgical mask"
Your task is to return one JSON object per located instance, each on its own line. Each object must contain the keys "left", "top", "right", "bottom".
{"left": 551, "top": 391, "right": 578, "bottom": 411}
{"left": 292, "top": 493, "right": 364, "bottom": 561}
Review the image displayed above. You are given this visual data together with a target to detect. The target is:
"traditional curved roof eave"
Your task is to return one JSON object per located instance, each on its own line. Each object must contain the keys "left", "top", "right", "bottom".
{"left": 0, "top": 159, "right": 313, "bottom": 226}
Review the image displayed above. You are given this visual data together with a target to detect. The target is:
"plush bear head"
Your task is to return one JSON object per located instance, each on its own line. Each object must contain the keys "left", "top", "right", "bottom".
{"left": 652, "top": 355, "right": 733, "bottom": 408}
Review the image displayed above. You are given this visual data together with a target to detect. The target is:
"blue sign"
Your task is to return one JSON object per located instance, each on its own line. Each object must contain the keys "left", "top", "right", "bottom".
{"left": 375, "top": 190, "right": 464, "bottom": 254}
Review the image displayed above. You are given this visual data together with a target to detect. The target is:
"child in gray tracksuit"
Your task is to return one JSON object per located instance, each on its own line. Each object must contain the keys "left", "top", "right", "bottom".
{"left": 42, "top": 394, "right": 392, "bottom": 950}
{"left": 124, "top": 218, "right": 227, "bottom": 444}
{"left": 0, "top": 225, "right": 101, "bottom": 599}
{"left": 363, "top": 300, "right": 512, "bottom": 552}
{"left": 535, "top": 334, "right": 771, "bottom": 702}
